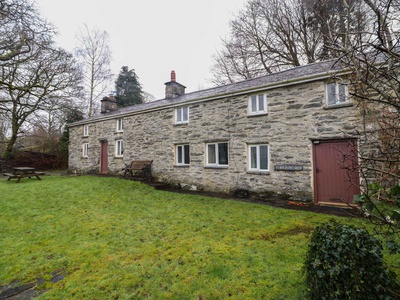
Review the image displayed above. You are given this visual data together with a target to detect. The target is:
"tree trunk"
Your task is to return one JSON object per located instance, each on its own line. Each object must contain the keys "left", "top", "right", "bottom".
{"left": 3, "top": 132, "right": 17, "bottom": 159}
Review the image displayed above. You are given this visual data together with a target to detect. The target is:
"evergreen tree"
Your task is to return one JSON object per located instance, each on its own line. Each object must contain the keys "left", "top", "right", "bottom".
{"left": 115, "top": 66, "right": 144, "bottom": 107}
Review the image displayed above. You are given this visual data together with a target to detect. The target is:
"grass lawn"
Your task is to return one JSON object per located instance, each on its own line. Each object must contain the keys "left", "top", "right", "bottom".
{"left": 0, "top": 175, "right": 394, "bottom": 299}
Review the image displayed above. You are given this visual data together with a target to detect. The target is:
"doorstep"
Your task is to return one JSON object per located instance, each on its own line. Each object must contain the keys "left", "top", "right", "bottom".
{"left": 317, "top": 201, "right": 357, "bottom": 208}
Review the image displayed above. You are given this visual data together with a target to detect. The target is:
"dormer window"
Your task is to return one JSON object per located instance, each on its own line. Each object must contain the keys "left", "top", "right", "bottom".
{"left": 248, "top": 93, "right": 267, "bottom": 115}
{"left": 327, "top": 81, "right": 348, "bottom": 106}
{"left": 175, "top": 107, "right": 189, "bottom": 124}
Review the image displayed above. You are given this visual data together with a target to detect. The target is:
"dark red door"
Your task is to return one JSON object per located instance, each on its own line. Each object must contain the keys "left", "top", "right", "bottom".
{"left": 313, "top": 140, "right": 360, "bottom": 204}
{"left": 100, "top": 141, "right": 108, "bottom": 174}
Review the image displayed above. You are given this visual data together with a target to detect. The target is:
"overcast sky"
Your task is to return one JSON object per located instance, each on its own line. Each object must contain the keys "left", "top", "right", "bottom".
{"left": 35, "top": 0, "right": 247, "bottom": 100}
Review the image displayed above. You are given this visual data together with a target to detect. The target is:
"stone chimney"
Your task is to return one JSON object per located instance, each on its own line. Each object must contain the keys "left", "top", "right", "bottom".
{"left": 165, "top": 70, "right": 186, "bottom": 99}
{"left": 100, "top": 94, "right": 118, "bottom": 113}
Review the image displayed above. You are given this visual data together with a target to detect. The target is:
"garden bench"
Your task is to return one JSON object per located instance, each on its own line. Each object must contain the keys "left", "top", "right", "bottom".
{"left": 123, "top": 160, "right": 153, "bottom": 179}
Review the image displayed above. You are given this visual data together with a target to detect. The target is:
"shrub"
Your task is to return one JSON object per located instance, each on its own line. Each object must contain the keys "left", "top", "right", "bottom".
{"left": 304, "top": 221, "right": 400, "bottom": 300}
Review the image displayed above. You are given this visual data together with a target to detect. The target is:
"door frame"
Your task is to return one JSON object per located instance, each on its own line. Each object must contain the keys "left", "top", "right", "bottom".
{"left": 312, "top": 138, "right": 360, "bottom": 204}
{"left": 99, "top": 139, "right": 108, "bottom": 175}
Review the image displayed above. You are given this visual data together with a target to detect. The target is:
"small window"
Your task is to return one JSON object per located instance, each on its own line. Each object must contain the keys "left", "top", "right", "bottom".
{"left": 327, "top": 82, "right": 348, "bottom": 106}
{"left": 248, "top": 144, "right": 269, "bottom": 171}
{"left": 82, "top": 143, "right": 89, "bottom": 157}
{"left": 116, "top": 119, "right": 123, "bottom": 132}
{"left": 115, "top": 139, "right": 124, "bottom": 157}
{"left": 248, "top": 93, "right": 267, "bottom": 115}
{"left": 206, "top": 142, "right": 228, "bottom": 167}
{"left": 176, "top": 144, "right": 190, "bottom": 166}
{"left": 175, "top": 107, "right": 189, "bottom": 124}
{"left": 83, "top": 125, "right": 89, "bottom": 136}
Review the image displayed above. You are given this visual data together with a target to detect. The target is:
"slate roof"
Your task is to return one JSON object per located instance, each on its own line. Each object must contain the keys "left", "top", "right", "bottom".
{"left": 70, "top": 59, "right": 346, "bottom": 126}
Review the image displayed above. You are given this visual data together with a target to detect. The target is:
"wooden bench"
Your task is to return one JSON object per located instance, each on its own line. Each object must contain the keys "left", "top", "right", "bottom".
{"left": 3, "top": 173, "right": 22, "bottom": 181}
{"left": 123, "top": 160, "right": 153, "bottom": 178}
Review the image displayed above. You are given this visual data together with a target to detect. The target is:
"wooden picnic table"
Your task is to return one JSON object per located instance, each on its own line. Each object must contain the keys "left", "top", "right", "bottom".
{"left": 3, "top": 167, "right": 45, "bottom": 183}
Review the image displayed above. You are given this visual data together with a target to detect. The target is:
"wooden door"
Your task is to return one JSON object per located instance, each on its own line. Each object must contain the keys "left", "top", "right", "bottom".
{"left": 313, "top": 140, "right": 359, "bottom": 204}
{"left": 100, "top": 140, "right": 108, "bottom": 174}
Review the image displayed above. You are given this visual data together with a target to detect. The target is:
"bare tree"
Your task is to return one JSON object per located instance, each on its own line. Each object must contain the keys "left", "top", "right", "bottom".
{"left": 328, "top": 0, "right": 400, "bottom": 238}
{"left": 75, "top": 24, "right": 113, "bottom": 117}
{"left": 211, "top": 0, "right": 367, "bottom": 85}
{"left": 0, "top": 45, "right": 81, "bottom": 158}
{"left": 143, "top": 91, "right": 156, "bottom": 103}
{"left": 0, "top": 0, "right": 82, "bottom": 158}
{"left": 0, "top": 0, "right": 50, "bottom": 62}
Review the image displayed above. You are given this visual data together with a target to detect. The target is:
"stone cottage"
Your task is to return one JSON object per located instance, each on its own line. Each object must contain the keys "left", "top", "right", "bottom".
{"left": 68, "top": 61, "right": 363, "bottom": 205}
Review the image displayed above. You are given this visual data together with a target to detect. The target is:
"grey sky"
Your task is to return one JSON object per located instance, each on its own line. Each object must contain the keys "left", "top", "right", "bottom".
{"left": 35, "top": 0, "right": 246, "bottom": 99}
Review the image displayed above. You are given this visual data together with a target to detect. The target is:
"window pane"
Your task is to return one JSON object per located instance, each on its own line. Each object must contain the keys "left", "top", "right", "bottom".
{"left": 218, "top": 143, "right": 228, "bottom": 165}
{"left": 183, "top": 107, "right": 188, "bottom": 122}
{"left": 250, "top": 146, "right": 257, "bottom": 169}
{"left": 177, "top": 146, "right": 183, "bottom": 164}
{"left": 260, "top": 145, "right": 268, "bottom": 170}
{"left": 338, "top": 84, "right": 346, "bottom": 103}
{"left": 116, "top": 140, "right": 123, "bottom": 156}
{"left": 251, "top": 95, "right": 257, "bottom": 112}
{"left": 117, "top": 119, "right": 123, "bottom": 131}
{"left": 258, "top": 94, "right": 264, "bottom": 111}
{"left": 208, "top": 144, "right": 216, "bottom": 164}
{"left": 176, "top": 108, "right": 182, "bottom": 122}
{"left": 184, "top": 145, "right": 190, "bottom": 164}
{"left": 82, "top": 144, "right": 86, "bottom": 156}
{"left": 327, "top": 83, "right": 336, "bottom": 105}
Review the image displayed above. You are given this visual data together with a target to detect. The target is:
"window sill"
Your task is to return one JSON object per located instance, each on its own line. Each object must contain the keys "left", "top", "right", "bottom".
{"left": 174, "top": 122, "right": 189, "bottom": 126}
{"left": 204, "top": 166, "right": 229, "bottom": 169}
{"left": 247, "top": 113, "right": 268, "bottom": 117}
{"left": 114, "top": 131, "right": 124, "bottom": 134}
{"left": 114, "top": 156, "right": 123, "bottom": 159}
{"left": 174, "top": 165, "right": 190, "bottom": 168}
{"left": 247, "top": 171, "right": 270, "bottom": 175}
{"left": 81, "top": 156, "right": 88, "bottom": 159}
{"left": 82, "top": 136, "right": 89, "bottom": 139}
{"left": 323, "top": 103, "right": 353, "bottom": 110}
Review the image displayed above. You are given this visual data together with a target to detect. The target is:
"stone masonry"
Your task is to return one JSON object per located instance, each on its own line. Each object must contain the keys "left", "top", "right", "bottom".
{"left": 68, "top": 62, "right": 363, "bottom": 200}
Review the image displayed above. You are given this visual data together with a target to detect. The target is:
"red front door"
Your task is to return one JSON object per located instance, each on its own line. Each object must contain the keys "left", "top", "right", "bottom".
{"left": 313, "top": 140, "right": 360, "bottom": 204}
{"left": 100, "top": 141, "right": 108, "bottom": 174}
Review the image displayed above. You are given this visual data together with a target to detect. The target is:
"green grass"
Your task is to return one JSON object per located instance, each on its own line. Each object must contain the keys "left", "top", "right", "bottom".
{"left": 0, "top": 175, "right": 392, "bottom": 299}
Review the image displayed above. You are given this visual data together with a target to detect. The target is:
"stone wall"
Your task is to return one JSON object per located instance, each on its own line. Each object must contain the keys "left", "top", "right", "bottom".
{"left": 68, "top": 79, "right": 363, "bottom": 199}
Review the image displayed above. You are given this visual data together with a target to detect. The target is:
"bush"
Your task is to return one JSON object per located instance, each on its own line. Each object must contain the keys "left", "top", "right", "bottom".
{"left": 304, "top": 221, "right": 400, "bottom": 299}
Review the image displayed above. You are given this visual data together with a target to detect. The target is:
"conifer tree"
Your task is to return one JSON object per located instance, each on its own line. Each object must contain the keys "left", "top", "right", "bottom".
{"left": 115, "top": 66, "right": 144, "bottom": 107}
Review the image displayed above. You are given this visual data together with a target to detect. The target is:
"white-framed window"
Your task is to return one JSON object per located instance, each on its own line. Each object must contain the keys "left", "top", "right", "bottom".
{"left": 175, "top": 106, "right": 189, "bottom": 124}
{"left": 326, "top": 81, "right": 348, "bottom": 106}
{"left": 206, "top": 142, "right": 229, "bottom": 167}
{"left": 83, "top": 125, "right": 89, "bottom": 136}
{"left": 248, "top": 93, "right": 267, "bottom": 115}
{"left": 115, "top": 139, "right": 124, "bottom": 157}
{"left": 176, "top": 144, "right": 190, "bottom": 166}
{"left": 116, "top": 118, "right": 123, "bottom": 132}
{"left": 82, "top": 143, "right": 89, "bottom": 157}
{"left": 248, "top": 144, "right": 269, "bottom": 172}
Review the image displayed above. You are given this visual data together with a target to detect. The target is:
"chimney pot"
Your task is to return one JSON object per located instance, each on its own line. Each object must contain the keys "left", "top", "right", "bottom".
{"left": 171, "top": 70, "right": 176, "bottom": 82}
